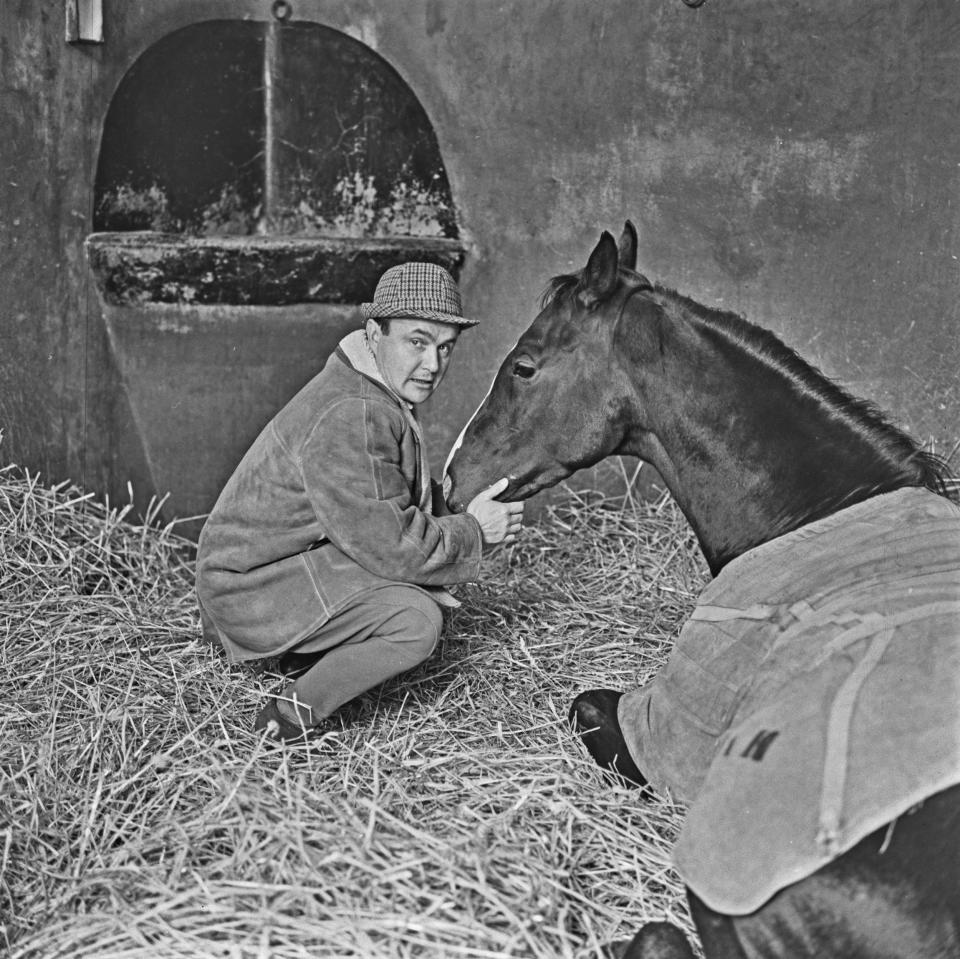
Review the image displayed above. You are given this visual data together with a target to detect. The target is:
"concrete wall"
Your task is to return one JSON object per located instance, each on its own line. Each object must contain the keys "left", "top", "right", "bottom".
{"left": 2, "top": 0, "right": 958, "bottom": 528}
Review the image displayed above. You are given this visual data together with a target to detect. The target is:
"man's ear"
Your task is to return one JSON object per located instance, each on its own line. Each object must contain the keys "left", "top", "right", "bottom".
{"left": 365, "top": 318, "right": 381, "bottom": 346}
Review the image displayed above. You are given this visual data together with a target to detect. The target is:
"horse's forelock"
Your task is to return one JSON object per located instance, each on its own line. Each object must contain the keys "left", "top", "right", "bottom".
{"left": 540, "top": 273, "right": 581, "bottom": 310}
{"left": 541, "top": 269, "right": 653, "bottom": 313}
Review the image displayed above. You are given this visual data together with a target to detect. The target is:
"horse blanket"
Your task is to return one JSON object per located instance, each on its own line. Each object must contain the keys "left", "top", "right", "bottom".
{"left": 617, "top": 486, "right": 960, "bottom": 914}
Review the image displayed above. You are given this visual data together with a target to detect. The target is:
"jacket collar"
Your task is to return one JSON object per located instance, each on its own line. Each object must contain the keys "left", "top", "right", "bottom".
{"left": 336, "top": 329, "right": 413, "bottom": 410}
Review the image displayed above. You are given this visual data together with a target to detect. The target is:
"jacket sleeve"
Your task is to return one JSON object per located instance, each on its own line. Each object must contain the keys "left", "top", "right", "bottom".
{"left": 298, "top": 395, "right": 483, "bottom": 585}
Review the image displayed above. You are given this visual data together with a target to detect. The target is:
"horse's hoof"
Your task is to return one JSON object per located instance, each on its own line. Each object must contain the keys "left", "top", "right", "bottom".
{"left": 569, "top": 689, "right": 650, "bottom": 791}
{"left": 619, "top": 922, "right": 696, "bottom": 959}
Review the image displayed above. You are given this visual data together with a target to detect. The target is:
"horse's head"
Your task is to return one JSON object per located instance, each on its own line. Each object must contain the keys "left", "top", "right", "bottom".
{"left": 447, "top": 220, "right": 956, "bottom": 568}
{"left": 445, "top": 222, "right": 654, "bottom": 512}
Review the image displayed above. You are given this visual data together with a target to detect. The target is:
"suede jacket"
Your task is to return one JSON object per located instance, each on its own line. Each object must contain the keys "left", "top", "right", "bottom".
{"left": 195, "top": 335, "right": 484, "bottom": 662}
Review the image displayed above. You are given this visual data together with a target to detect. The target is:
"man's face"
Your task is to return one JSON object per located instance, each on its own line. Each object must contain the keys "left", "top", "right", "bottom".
{"left": 366, "top": 317, "right": 461, "bottom": 405}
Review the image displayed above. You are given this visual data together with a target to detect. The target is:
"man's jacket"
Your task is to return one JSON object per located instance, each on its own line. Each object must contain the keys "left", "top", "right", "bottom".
{"left": 195, "top": 331, "right": 483, "bottom": 662}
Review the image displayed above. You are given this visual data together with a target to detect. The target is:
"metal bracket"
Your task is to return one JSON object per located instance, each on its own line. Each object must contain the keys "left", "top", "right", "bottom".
{"left": 66, "top": 0, "right": 103, "bottom": 44}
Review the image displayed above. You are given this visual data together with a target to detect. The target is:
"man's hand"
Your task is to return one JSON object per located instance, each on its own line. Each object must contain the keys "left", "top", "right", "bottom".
{"left": 466, "top": 477, "right": 525, "bottom": 545}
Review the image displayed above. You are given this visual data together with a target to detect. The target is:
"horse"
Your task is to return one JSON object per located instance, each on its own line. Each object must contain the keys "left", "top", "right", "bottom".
{"left": 444, "top": 222, "right": 960, "bottom": 959}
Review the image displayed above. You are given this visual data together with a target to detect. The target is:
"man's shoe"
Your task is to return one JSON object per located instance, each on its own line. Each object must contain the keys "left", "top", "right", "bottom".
{"left": 569, "top": 688, "right": 650, "bottom": 792}
{"left": 254, "top": 699, "right": 321, "bottom": 745}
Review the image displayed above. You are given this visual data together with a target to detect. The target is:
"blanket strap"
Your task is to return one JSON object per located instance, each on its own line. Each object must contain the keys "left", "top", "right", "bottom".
{"left": 816, "top": 614, "right": 892, "bottom": 857}
{"left": 694, "top": 596, "right": 960, "bottom": 857}
{"left": 815, "top": 599, "right": 960, "bottom": 856}
{"left": 691, "top": 600, "right": 815, "bottom": 624}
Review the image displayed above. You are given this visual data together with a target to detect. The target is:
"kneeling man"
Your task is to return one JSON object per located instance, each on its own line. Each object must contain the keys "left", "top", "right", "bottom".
{"left": 196, "top": 262, "right": 523, "bottom": 743}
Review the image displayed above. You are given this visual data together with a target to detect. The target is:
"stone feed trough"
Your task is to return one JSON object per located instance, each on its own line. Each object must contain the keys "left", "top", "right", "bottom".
{"left": 86, "top": 233, "right": 464, "bottom": 306}
{"left": 85, "top": 232, "right": 464, "bottom": 538}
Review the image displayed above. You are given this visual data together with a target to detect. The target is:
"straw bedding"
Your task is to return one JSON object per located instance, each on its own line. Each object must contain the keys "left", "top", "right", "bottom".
{"left": 1, "top": 460, "right": 708, "bottom": 959}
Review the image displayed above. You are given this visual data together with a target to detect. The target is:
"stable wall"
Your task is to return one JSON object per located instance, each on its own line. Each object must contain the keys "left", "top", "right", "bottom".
{"left": 1, "top": 0, "right": 958, "bottom": 529}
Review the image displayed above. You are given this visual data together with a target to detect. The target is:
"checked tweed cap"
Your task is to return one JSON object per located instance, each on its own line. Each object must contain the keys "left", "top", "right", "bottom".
{"left": 361, "top": 262, "right": 476, "bottom": 327}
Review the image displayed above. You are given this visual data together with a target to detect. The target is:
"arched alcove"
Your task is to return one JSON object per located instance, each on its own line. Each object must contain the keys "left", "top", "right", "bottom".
{"left": 88, "top": 18, "right": 463, "bottom": 303}
{"left": 84, "top": 18, "right": 464, "bottom": 534}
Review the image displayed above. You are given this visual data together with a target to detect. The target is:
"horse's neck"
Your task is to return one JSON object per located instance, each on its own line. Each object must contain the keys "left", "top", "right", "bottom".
{"left": 657, "top": 453, "right": 797, "bottom": 576}
{"left": 634, "top": 434, "right": 784, "bottom": 575}
{"left": 626, "top": 358, "right": 905, "bottom": 576}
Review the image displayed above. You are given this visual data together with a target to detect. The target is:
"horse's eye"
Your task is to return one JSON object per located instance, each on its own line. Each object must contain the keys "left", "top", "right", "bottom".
{"left": 512, "top": 361, "right": 536, "bottom": 380}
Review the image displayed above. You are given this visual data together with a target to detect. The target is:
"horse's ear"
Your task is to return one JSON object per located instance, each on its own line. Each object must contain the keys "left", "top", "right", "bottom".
{"left": 618, "top": 220, "right": 638, "bottom": 272}
{"left": 578, "top": 231, "right": 620, "bottom": 309}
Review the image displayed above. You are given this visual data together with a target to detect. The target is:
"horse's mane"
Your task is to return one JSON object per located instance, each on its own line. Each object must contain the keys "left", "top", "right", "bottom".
{"left": 541, "top": 272, "right": 956, "bottom": 503}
